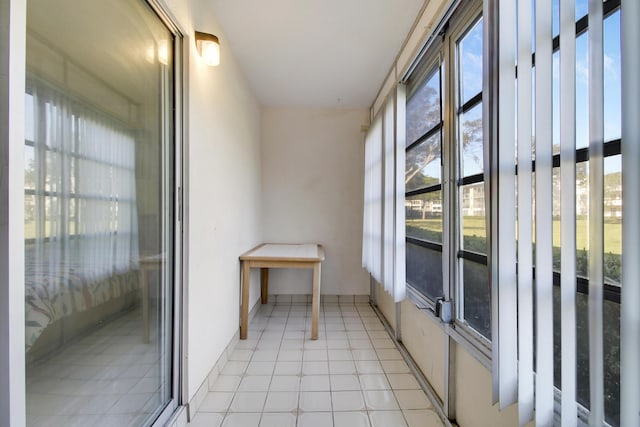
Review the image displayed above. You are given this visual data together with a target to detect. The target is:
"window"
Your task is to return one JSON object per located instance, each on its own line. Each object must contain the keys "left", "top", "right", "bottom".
{"left": 405, "top": 63, "right": 444, "bottom": 302}
{"left": 454, "top": 16, "right": 489, "bottom": 340}
{"left": 406, "top": 2, "right": 623, "bottom": 421}
{"left": 547, "top": 2, "right": 622, "bottom": 423}
{"left": 404, "top": 0, "right": 489, "bottom": 344}
{"left": 490, "top": 0, "right": 624, "bottom": 424}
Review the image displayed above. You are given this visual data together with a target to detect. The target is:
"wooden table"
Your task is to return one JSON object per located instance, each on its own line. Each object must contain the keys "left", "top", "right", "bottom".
{"left": 239, "top": 243, "right": 325, "bottom": 340}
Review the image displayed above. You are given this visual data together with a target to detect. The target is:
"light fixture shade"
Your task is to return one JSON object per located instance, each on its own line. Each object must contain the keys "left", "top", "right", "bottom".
{"left": 195, "top": 31, "right": 220, "bottom": 66}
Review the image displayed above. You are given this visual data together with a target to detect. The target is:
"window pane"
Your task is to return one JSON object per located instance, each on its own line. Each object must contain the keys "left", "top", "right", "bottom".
{"left": 553, "top": 50, "right": 560, "bottom": 154}
{"left": 406, "top": 68, "right": 441, "bottom": 145}
{"left": 576, "top": 0, "right": 588, "bottom": 20}
{"left": 406, "top": 191, "right": 442, "bottom": 243}
{"left": 604, "top": 155, "right": 621, "bottom": 285}
{"left": 405, "top": 132, "right": 441, "bottom": 191}
{"left": 576, "top": 162, "right": 590, "bottom": 279}
{"left": 576, "top": 32, "right": 589, "bottom": 149}
{"left": 25, "top": 93, "right": 35, "bottom": 142}
{"left": 407, "top": 242, "right": 443, "bottom": 301}
{"left": 25, "top": 195, "right": 36, "bottom": 239}
{"left": 553, "top": 0, "right": 559, "bottom": 38}
{"left": 25, "top": 145, "right": 35, "bottom": 190}
{"left": 458, "top": 18, "right": 483, "bottom": 106}
{"left": 574, "top": 11, "right": 622, "bottom": 149}
{"left": 461, "top": 259, "right": 491, "bottom": 339}
{"left": 44, "top": 150, "right": 58, "bottom": 193}
{"left": 460, "top": 183, "right": 486, "bottom": 254}
{"left": 460, "top": 102, "right": 484, "bottom": 177}
{"left": 553, "top": 167, "right": 561, "bottom": 269}
{"left": 554, "top": 287, "right": 620, "bottom": 426}
{"left": 604, "top": 11, "right": 621, "bottom": 142}
{"left": 603, "top": 297, "right": 621, "bottom": 426}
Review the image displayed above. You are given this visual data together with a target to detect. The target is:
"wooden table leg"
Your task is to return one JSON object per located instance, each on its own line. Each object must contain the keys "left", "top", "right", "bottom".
{"left": 241, "top": 261, "right": 250, "bottom": 339}
{"left": 261, "top": 268, "right": 269, "bottom": 304}
{"left": 311, "top": 262, "right": 321, "bottom": 340}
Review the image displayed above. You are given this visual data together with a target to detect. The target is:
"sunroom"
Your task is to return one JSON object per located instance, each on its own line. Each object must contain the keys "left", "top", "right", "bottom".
{"left": 0, "top": 0, "right": 638, "bottom": 426}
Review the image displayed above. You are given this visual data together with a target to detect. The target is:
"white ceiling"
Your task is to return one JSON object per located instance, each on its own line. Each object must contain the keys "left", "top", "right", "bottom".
{"left": 209, "top": 0, "right": 425, "bottom": 108}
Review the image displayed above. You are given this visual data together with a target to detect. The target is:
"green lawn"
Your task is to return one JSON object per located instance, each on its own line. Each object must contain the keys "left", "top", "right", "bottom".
{"left": 407, "top": 216, "right": 621, "bottom": 255}
{"left": 407, "top": 216, "right": 622, "bottom": 283}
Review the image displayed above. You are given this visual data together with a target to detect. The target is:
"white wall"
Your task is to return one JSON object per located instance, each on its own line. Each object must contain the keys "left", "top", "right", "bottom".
{"left": 375, "top": 285, "right": 530, "bottom": 427}
{"left": 261, "top": 107, "right": 370, "bottom": 297}
{"left": 372, "top": 0, "right": 450, "bottom": 116}
{"left": 164, "top": 0, "right": 263, "bottom": 402}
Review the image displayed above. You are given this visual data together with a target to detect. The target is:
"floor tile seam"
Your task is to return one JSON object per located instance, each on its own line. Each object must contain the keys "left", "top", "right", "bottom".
{"left": 355, "top": 308, "right": 414, "bottom": 410}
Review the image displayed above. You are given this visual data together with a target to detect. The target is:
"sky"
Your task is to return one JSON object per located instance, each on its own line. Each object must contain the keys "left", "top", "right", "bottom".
{"left": 411, "top": 1, "right": 622, "bottom": 180}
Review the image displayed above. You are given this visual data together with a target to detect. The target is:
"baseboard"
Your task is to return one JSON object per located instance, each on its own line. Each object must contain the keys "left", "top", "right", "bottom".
{"left": 266, "top": 294, "right": 370, "bottom": 304}
{"left": 166, "top": 405, "right": 188, "bottom": 427}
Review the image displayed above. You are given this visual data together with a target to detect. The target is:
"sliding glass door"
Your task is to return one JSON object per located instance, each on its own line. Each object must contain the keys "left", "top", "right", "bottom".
{"left": 24, "top": 0, "right": 179, "bottom": 425}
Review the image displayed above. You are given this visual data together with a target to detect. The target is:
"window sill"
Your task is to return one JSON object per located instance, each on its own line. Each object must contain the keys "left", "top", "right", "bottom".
{"left": 405, "top": 284, "right": 492, "bottom": 371}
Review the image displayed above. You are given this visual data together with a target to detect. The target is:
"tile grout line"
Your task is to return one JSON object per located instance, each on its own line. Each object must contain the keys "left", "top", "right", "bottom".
{"left": 207, "top": 300, "right": 442, "bottom": 427}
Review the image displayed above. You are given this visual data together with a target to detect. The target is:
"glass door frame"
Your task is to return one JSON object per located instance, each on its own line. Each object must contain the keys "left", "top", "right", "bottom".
{"left": 145, "top": 0, "right": 185, "bottom": 425}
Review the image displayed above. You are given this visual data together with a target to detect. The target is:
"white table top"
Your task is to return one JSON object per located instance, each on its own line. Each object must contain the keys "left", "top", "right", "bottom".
{"left": 240, "top": 243, "right": 325, "bottom": 262}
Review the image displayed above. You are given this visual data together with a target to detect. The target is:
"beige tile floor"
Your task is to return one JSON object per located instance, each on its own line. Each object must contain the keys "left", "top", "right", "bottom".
{"left": 189, "top": 299, "right": 445, "bottom": 427}
{"left": 25, "top": 308, "right": 166, "bottom": 427}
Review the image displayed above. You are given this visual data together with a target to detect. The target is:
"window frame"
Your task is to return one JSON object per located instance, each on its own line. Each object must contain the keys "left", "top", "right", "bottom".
{"left": 446, "top": 3, "right": 491, "bottom": 350}
{"left": 22, "top": 0, "right": 185, "bottom": 425}
{"left": 404, "top": 0, "right": 491, "bottom": 355}
{"left": 402, "top": 0, "right": 622, "bottom": 423}
{"left": 23, "top": 89, "right": 139, "bottom": 245}
{"left": 404, "top": 46, "right": 445, "bottom": 308}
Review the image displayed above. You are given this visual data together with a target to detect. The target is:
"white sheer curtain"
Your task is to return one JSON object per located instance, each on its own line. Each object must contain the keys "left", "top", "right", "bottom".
{"left": 362, "top": 91, "right": 406, "bottom": 301}
{"left": 362, "top": 114, "right": 383, "bottom": 282}
{"left": 25, "top": 76, "right": 139, "bottom": 284}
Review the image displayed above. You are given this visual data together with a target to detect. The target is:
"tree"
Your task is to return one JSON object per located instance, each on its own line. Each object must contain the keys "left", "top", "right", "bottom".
{"left": 406, "top": 84, "right": 440, "bottom": 187}
{"left": 405, "top": 80, "right": 484, "bottom": 187}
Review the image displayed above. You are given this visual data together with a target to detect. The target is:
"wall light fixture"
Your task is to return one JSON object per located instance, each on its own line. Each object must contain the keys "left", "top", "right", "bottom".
{"left": 195, "top": 31, "right": 220, "bottom": 66}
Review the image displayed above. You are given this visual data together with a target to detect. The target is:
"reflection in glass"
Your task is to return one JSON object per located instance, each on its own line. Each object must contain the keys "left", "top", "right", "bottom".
{"left": 406, "top": 68, "right": 441, "bottom": 145}
{"left": 405, "top": 132, "right": 441, "bottom": 191}
{"left": 24, "top": 144, "right": 35, "bottom": 190}
{"left": 406, "top": 191, "right": 442, "bottom": 243}
{"left": 24, "top": 0, "right": 175, "bottom": 425}
{"left": 460, "top": 103, "right": 484, "bottom": 177}
{"left": 407, "top": 243, "right": 444, "bottom": 301}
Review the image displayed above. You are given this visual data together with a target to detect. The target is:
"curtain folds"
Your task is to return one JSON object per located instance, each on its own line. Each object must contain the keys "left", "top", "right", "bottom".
{"left": 362, "top": 91, "right": 406, "bottom": 302}
{"left": 25, "top": 75, "right": 139, "bottom": 286}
